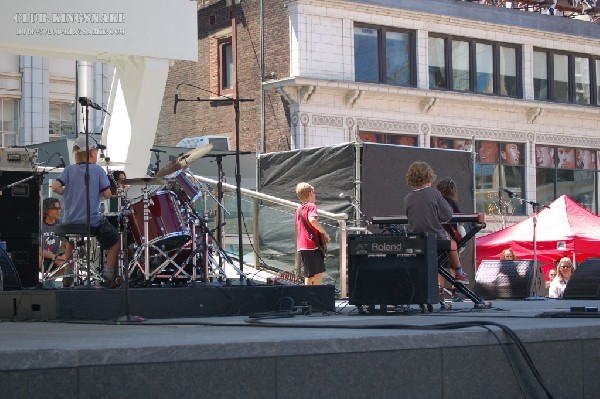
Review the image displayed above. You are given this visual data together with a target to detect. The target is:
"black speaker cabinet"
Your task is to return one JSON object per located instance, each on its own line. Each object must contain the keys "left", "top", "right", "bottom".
{"left": 348, "top": 233, "right": 438, "bottom": 306}
{"left": 564, "top": 258, "right": 600, "bottom": 299}
{"left": 475, "top": 260, "right": 540, "bottom": 299}
{"left": 0, "top": 171, "right": 39, "bottom": 288}
{"left": 0, "top": 247, "right": 22, "bottom": 290}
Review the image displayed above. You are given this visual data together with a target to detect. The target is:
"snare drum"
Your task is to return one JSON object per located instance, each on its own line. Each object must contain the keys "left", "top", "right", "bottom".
{"left": 127, "top": 190, "right": 189, "bottom": 246}
{"left": 169, "top": 170, "right": 203, "bottom": 203}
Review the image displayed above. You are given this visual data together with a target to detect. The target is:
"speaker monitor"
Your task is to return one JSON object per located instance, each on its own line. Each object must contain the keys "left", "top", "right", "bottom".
{"left": 0, "top": 171, "right": 40, "bottom": 288}
{"left": 0, "top": 247, "right": 23, "bottom": 290}
{"left": 563, "top": 258, "right": 600, "bottom": 299}
{"left": 348, "top": 233, "right": 438, "bottom": 306}
{"left": 475, "top": 260, "right": 539, "bottom": 299}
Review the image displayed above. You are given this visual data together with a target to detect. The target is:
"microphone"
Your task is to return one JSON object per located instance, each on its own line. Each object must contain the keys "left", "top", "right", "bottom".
{"left": 78, "top": 96, "right": 102, "bottom": 111}
{"left": 174, "top": 93, "right": 179, "bottom": 114}
{"left": 150, "top": 148, "right": 166, "bottom": 153}
{"left": 339, "top": 192, "right": 353, "bottom": 202}
{"left": 500, "top": 187, "right": 514, "bottom": 198}
{"left": 58, "top": 154, "right": 66, "bottom": 168}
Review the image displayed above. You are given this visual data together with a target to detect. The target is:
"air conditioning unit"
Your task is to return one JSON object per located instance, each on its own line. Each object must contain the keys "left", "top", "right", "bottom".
{"left": 176, "top": 135, "right": 231, "bottom": 151}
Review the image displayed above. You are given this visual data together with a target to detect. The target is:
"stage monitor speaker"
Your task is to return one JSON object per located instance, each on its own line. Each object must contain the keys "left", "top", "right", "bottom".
{"left": 0, "top": 170, "right": 40, "bottom": 288}
{"left": 0, "top": 247, "right": 23, "bottom": 290}
{"left": 348, "top": 233, "right": 438, "bottom": 306}
{"left": 475, "top": 260, "right": 540, "bottom": 299}
{"left": 563, "top": 258, "right": 600, "bottom": 299}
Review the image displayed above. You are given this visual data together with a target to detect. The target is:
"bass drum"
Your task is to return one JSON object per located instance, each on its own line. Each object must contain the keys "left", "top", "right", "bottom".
{"left": 127, "top": 190, "right": 189, "bottom": 248}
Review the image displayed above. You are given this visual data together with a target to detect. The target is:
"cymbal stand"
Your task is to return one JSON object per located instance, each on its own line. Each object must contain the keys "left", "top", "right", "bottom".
{"left": 142, "top": 184, "right": 151, "bottom": 280}
{"left": 115, "top": 189, "right": 144, "bottom": 322}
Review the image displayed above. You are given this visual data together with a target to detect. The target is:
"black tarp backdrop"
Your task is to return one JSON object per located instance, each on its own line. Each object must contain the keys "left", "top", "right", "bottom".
{"left": 257, "top": 142, "right": 476, "bottom": 285}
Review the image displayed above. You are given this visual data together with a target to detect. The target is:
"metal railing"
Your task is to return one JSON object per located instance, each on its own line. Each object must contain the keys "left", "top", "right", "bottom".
{"left": 193, "top": 175, "right": 351, "bottom": 296}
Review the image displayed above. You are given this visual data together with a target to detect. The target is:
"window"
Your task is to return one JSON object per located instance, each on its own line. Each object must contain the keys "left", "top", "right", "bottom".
{"left": 574, "top": 56, "right": 591, "bottom": 105}
{"left": 0, "top": 98, "right": 19, "bottom": 147}
{"left": 429, "top": 37, "right": 446, "bottom": 89}
{"left": 596, "top": 60, "right": 600, "bottom": 104}
{"left": 535, "top": 145, "right": 598, "bottom": 213}
{"left": 533, "top": 49, "right": 598, "bottom": 105}
{"left": 499, "top": 46, "right": 518, "bottom": 97}
{"left": 360, "top": 132, "right": 416, "bottom": 146}
{"left": 452, "top": 40, "right": 470, "bottom": 91}
{"left": 533, "top": 51, "right": 548, "bottom": 100}
{"left": 475, "top": 43, "right": 493, "bottom": 94}
{"left": 475, "top": 141, "right": 525, "bottom": 215}
{"left": 354, "top": 25, "right": 414, "bottom": 86}
{"left": 49, "top": 102, "right": 75, "bottom": 137}
{"left": 553, "top": 54, "right": 569, "bottom": 102}
{"left": 219, "top": 39, "right": 233, "bottom": 94}
{"left": 429, "top": 35, "right": 521, "bottom": 98}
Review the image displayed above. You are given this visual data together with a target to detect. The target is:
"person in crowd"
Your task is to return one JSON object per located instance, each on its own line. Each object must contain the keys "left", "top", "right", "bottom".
{"left": 39, "top": 197, "right": 66, "bottom": 278}
{"left": 549, "top": 257, "right": 575, "bottom": 298}
{"left": 405, "top": 162, "right": 468, "bottom": 284}
{"left": 545, "top": 268, "right": 557, "bottom": 289}
{"left": 501, "top": 143, "right": 521, "bottom": 165}
{"left": 576, "top": 149, "right": 597, "bottom": 170}
{"left": 557, "top": 147, "right": 576, "bottom": 169}
{"left": 535, "top": 146, "right": 555, "bottom": 167}
{"left": 51, "top": 135, "right": 121, "bottom": 288}
{"left": 295, "top": 182, "right": 331, "bottom": 286}
{"left": 477, "top": 141, "right": 499, "bottom": 163}
{"left": 500, "top": 248, "right": 517, "bottom": 261}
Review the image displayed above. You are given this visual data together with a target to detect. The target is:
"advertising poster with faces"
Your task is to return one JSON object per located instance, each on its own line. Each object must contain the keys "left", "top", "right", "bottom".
{"left": 429, "top": 137, "right": 473, "bottom": 152}
{"left": 359, "top": 132, "right": 417, "bottom": 146}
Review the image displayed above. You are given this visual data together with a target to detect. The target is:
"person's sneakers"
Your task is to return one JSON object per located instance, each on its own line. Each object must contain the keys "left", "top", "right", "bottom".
{"left": 103, "top": 275, "right": 123, "bottom": 289}
{"left": 455, "top": 273, "right": 469, "bottom": 285}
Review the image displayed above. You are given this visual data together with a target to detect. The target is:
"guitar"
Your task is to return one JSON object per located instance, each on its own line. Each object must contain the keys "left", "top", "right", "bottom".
{"left": 317, "top": 231, "right": 328, "bottom": 256}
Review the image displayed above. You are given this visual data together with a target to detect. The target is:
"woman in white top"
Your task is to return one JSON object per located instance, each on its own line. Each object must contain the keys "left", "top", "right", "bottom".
{"left": 548, "top": 257, "right": 575, "bottom": 298}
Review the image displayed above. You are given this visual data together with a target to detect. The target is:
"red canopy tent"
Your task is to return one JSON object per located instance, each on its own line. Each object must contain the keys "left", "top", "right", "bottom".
{"left": 476, "top": 195, "right": 600, "bottom": 274}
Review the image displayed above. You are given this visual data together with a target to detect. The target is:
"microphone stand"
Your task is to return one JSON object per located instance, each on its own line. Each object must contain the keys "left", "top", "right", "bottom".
{"left": 174, "top": 83, "right": 253, "bottom": 280}
{"left": 347, "top": 196, "right": 368, "bottom": 228}
{"left": 504, "top": 191, "right": 549, "bottom": 300}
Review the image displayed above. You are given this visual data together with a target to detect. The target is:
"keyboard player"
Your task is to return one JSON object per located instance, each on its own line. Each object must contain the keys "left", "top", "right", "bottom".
{"left": 404, "top": 162, "right": 469, "bottom": 284}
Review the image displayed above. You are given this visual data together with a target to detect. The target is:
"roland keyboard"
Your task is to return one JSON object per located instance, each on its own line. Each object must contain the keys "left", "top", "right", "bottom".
{"left": 372, "top": 213, "right": 485, "bottom": 226}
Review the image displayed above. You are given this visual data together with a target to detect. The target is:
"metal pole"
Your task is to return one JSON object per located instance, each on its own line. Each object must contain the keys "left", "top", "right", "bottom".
{"left": 231, "top": 0, "right": 245, "bottom": 273}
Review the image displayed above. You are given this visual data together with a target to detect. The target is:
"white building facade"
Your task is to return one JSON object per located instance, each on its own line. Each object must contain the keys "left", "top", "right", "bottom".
{"left": 264, "top": 0, "right": 600, "bottom": 219}
{"left": 0, "top": 53, "right": 112, "bottom": 147}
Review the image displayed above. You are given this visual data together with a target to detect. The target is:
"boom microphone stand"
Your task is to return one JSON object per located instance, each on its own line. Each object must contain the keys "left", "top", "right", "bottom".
{"left": 173, "top": 83, "right": 253, "bottom": 279}
{"left": 502, "top": 188, "right": 549, "bottom": 300}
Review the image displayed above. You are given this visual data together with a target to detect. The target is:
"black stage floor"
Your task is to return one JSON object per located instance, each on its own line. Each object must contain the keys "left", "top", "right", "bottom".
{"left": 0, "top": 284, "right": 336, "bottom": 321}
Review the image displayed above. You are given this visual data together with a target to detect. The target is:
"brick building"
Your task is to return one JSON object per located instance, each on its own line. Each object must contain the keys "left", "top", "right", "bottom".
{"left": 157, "top": 0, "right": 600, "bottom": 219}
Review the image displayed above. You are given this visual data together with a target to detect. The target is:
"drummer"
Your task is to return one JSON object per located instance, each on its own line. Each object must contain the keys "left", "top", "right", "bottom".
{"left": 51, "top": 135, "right": 121, "bottom": 288}
{"left": 109, "top": 170, "right": 129, "bottom": 212}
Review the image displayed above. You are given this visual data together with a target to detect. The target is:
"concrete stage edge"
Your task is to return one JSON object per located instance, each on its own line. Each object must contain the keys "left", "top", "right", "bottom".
{"left": 0, "top": 285, "right": 336, "bottom": 321}
{"left": 1, "top": 299, "right": 600, "bottom": 398}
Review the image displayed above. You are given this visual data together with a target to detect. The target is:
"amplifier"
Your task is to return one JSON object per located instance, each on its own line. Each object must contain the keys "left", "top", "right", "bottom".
{"left": 0, "top": 147, "right": 38, "bottom": 171}
{"left": 348, "top": 233, "right": 438, "bottom": 306}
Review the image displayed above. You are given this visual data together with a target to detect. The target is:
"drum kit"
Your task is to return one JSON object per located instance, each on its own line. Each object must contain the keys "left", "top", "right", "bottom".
{"left": 105, "top": 144, "right": 240, "bottom": 287}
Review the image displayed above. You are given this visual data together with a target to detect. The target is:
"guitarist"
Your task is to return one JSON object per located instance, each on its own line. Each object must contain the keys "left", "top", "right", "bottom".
{"left": 295, "top": 182, "right": 331, "bottom": 285}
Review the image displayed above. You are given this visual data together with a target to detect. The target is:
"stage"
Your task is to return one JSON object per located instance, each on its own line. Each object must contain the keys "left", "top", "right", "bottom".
{"left": 1, "top": 297, "right": 600, "bottom": 399}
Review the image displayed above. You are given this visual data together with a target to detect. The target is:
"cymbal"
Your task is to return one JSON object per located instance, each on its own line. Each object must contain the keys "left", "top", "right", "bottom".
{"left": 97, "top": 159, "right": 129, "bottom": 167}
{"left": 122, "top": 177, "right": 165, "bottom": 186}
{"left": 155, "top": 143, "right": 213, "bottom": 177}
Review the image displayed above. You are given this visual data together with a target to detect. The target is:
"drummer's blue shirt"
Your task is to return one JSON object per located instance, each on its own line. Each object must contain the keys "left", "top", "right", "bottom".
{"left": 56, "top": 163, "right": 111, "bottom": 226}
